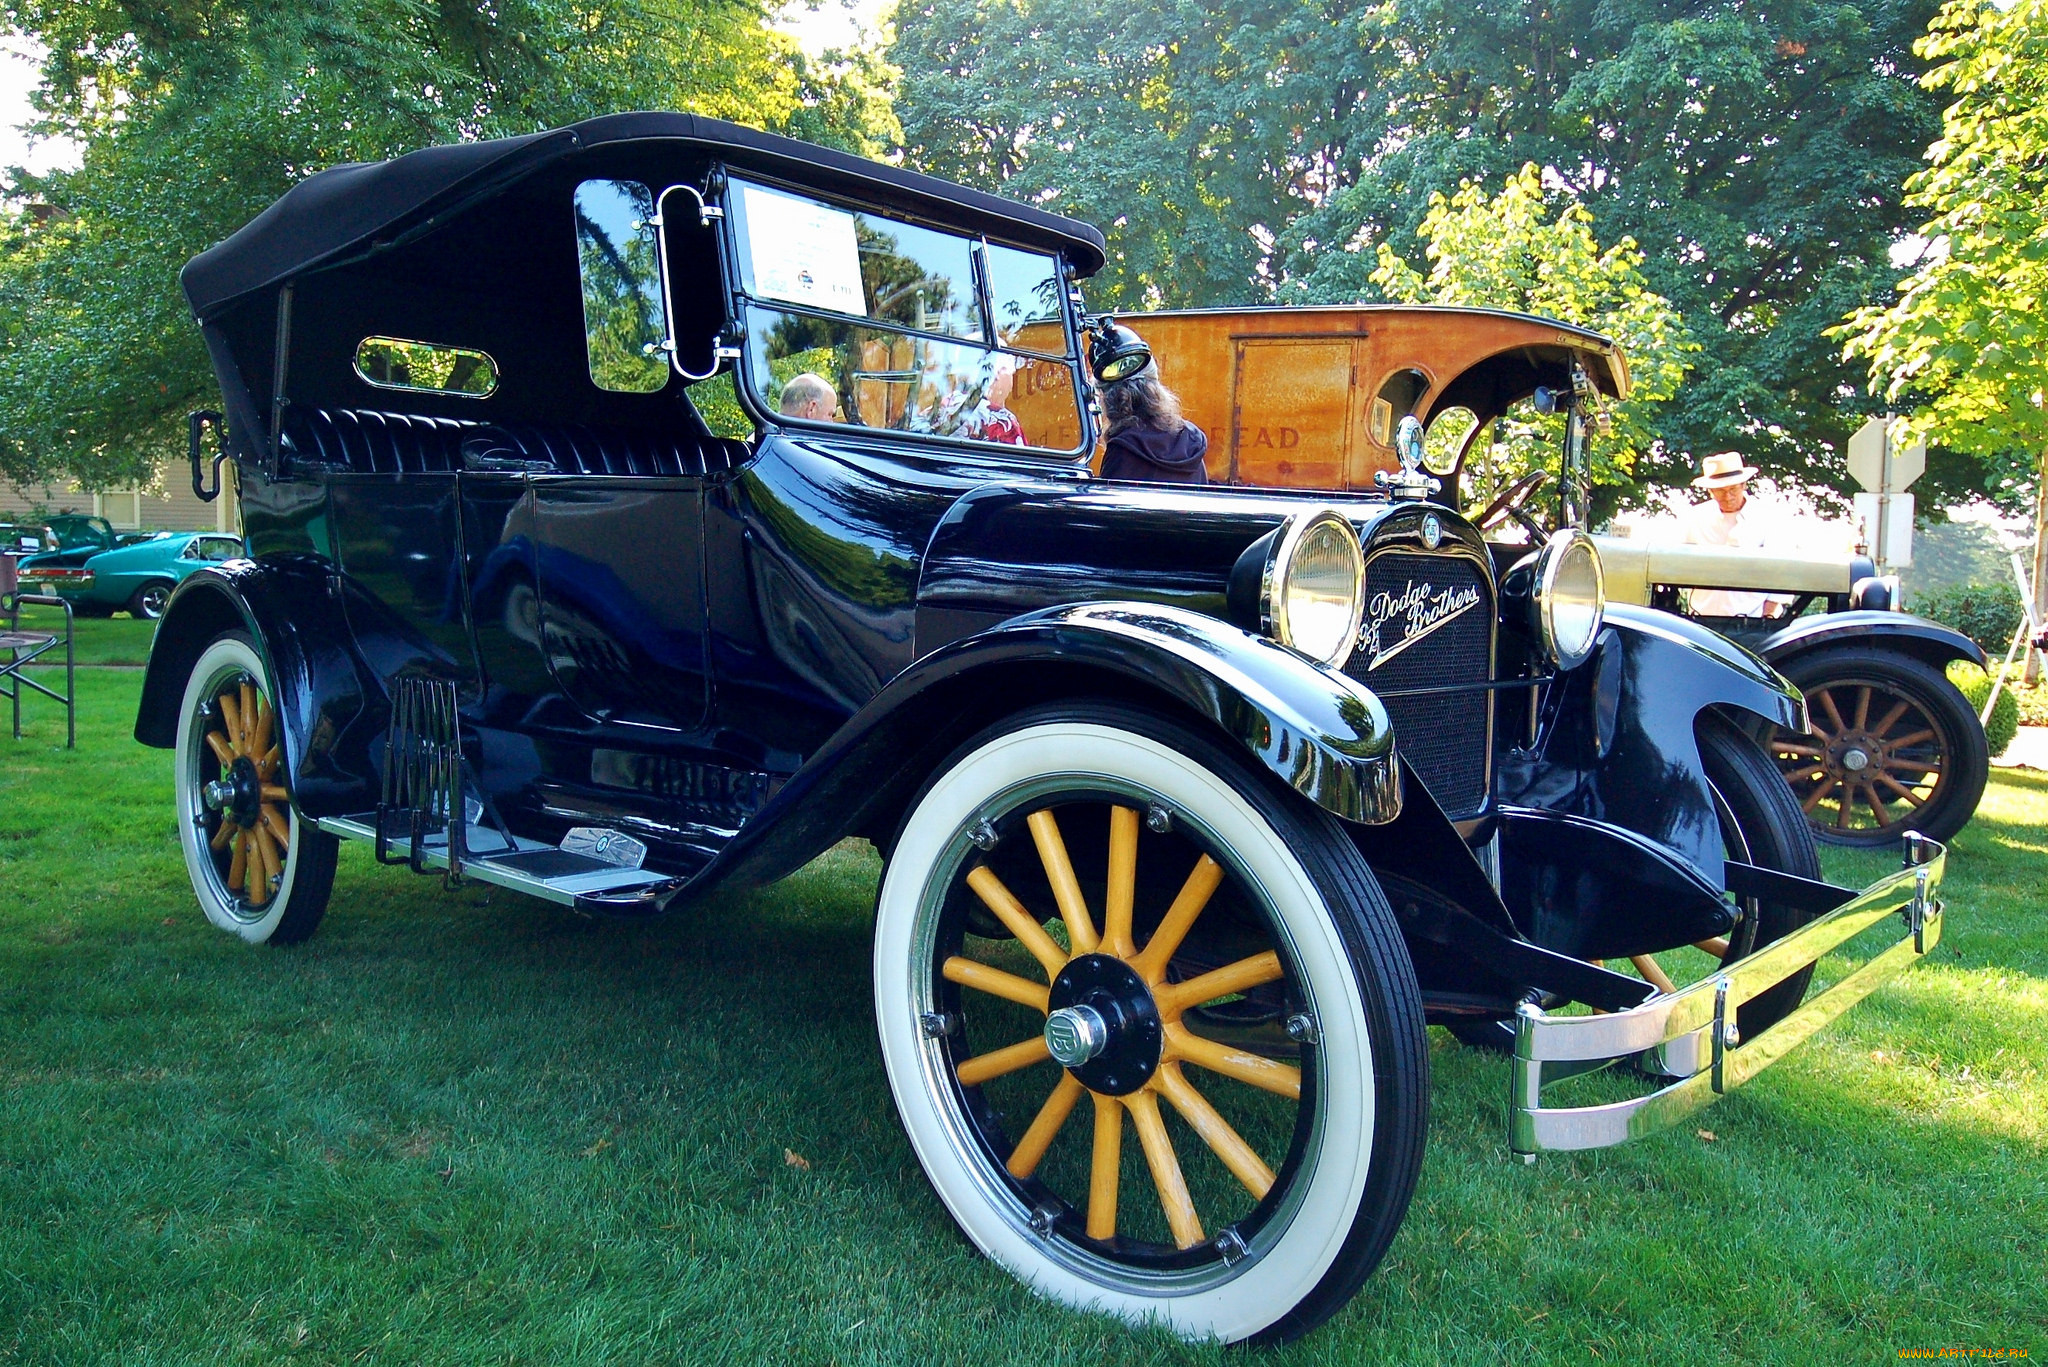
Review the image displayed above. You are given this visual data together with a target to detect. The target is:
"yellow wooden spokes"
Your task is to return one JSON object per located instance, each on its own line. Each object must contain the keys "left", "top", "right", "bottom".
{"left": 1087, "top": 1092, "right": 1122, "bottom": 1241}
{"left": 955, "top": 1035, "right": 1051, "bottom": 1087}
{"left": 1131, "top": 855, "right": 1225, "bottom": 985}
{"left": 1165, "top": 1023, "right": 1303, "bottom": 1099}
{"left": 945, "top": 801, "right": 1300, "bottom": 1252}
{"left": 965, "top": 867, "right": 1070, "bottom": 979}
{"left": 942, "top": 956, "right": 1050, "bottom": 1012}
{"left": 209, "top": 680, "right": 288, "bottom": 907}
{"left": 1156, "top": 951, "right": 1285, "bottom": 1018}
{"left": 1007, "top": 1073, "right": 1085, "bottom": 1180}
{"left": 1153, "top": 1062, "right": 1275, "bottom": 1199}
{"left": 1027, "top": 809, "right": 1100, "bottom": 955}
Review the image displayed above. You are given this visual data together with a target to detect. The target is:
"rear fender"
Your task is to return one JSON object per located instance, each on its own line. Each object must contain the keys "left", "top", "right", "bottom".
{"left": 135, "top": 560, "right": 382, "bottom": 817}
{"left": 1496, "top": 604, "right": 1805, "bottom": 887}
{"left": 1757, "top": 610, "right": 1987, "bottom": 673}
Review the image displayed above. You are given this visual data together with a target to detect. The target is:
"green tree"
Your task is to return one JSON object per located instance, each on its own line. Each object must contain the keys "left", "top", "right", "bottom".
{"left": 1837, "top": 0, "right": 2048, "bottom": 674}
{"left": 892, "top": 0, "right": 1943, "bottom": 496}
{"left": 0, "top": 0, "right": 897, "bottom": 488}
{"left": 1370, "top": 165, "right": 1697, "bottom": 499}
{"left": 893, "top": 0, "right": 1378, "bottom": 309}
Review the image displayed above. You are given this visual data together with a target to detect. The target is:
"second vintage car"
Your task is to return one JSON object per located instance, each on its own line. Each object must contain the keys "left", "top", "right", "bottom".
{"left": 19, "top": 529, "right": 246, "bottom": 619}
{"left": 1102, "top": 304, "right": 1989, "bottom": 847}
{"left": 139, "top": 114, "right": 1948, "bottom": 1344}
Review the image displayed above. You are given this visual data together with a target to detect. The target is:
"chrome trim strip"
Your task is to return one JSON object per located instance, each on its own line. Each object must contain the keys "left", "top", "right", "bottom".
{"left": 1509, "top": 840, "right": 1945, "bottom": 1156}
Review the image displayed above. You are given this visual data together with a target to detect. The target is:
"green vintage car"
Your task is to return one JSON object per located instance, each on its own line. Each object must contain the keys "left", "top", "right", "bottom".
{"left": 17, "top": 528, "right": 245, "bottom": 618}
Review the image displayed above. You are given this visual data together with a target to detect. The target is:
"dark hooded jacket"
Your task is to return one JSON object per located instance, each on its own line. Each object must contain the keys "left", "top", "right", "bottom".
{"left": 1100, "top": 421, "right": 1210, "bottom": 484}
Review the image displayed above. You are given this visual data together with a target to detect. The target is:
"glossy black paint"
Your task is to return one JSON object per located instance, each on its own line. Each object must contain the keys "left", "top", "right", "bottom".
{"left": 144, "top": 126, "right": 1849, "bottom": 1027}
{"left": 136, "top": 559, "right": 382, "bottom": 818}
{"left": 1496, "top": 604, "right": 1805, "bottom": 892}
{"left": 1753, "top": 609, "right": 1987, "bottom": 674}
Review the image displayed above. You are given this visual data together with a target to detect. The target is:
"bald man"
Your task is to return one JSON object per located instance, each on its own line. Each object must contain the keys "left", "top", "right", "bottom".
{"left": 779, "top": 373, "right": 837, "bottom": 422}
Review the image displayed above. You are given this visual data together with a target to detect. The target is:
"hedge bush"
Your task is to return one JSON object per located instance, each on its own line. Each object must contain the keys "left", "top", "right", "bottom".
{"left": 1953, "top": 666, "right": 2020, "bottom": 758}
{"left": 1915, "top": 582, "right": 2024, "bottom": 656}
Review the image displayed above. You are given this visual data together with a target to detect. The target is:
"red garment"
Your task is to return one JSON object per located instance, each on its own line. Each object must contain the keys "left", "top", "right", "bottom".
{"left": 982, "top": 408, "right": 1025, "bottom": 445}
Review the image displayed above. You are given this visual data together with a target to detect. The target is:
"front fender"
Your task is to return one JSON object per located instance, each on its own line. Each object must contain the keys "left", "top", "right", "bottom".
{"left": 1757, "top": 610, "right": 1987, "bottom": 673}
{"left": 1497, "top": 604, "right": 1806, "bottom": 887}
{"left": 670, "top": 601, "right": 1402, "bottom": 903}
{"left": 134, "top": 559, "right": 382, "bottom": 818}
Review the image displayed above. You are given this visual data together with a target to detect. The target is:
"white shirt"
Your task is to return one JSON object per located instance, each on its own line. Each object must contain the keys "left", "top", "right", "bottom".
{"left": 1683, "top": 497, "right": 1782, "bottom": 618}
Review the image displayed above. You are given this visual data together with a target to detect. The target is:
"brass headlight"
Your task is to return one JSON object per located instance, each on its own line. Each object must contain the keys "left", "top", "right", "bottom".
{"left": 1257, "top": 509, "right": 1366, "bottom": 667}
{"left": 1533, "top": 529, "right": 1604, "bottom": 670}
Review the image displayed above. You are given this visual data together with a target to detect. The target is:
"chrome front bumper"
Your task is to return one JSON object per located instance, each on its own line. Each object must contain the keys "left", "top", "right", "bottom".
{"left": 1510, "top": 836, "right": 1946, "bottom": 1157}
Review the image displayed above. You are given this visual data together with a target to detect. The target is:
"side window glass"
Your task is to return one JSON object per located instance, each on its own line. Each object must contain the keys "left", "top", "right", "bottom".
{"left": 355, "top": 337, "right": 499, "bottom": 397}
{"left": 574, "top": 179, "right": 669, "bottom": 394}
{"left": 1368, "top": 368, "right": 1430, "bottom": 447}
{"left": 684, "top": 372, "right": 756, "bottom": 442}
{"left": 983, "top": 243, "right": 1064, "bottom": 352}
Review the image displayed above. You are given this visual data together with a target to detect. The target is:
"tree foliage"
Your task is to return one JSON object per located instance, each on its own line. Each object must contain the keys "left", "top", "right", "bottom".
{"left": 892, "top": 0, "right": 1943, "bottom": 496}
{"left": 0, "top": 0, "right": 897, "bottom": 487}
{"left": 1370, "top": 165, "right": 1697, "bottom": 494}
{"left": 1837, "top": 0, "right": 2048, "bottom": 512}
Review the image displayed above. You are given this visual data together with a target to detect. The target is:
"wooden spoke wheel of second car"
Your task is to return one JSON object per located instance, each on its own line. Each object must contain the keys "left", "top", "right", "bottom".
{"left": 873, "top": 703, "right": 1427, "bottom": 1345}
{"left": 1769, "top": 646, "right": 1988, "bottom": 847}
{"left": 174, "top": 632, "right": 338, "bottom": 944}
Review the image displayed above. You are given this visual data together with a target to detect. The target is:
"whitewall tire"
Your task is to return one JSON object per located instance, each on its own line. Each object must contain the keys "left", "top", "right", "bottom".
{"left": 174, "top": 632, "right": 338, "bottom": 944}
{"left": 873, "top": 703, "right": 1427, "bottom": 1344}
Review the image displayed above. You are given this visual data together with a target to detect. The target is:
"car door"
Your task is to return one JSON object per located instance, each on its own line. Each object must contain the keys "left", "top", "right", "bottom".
{"left": 529, "top": 472, "right": 710, "bottom": 731}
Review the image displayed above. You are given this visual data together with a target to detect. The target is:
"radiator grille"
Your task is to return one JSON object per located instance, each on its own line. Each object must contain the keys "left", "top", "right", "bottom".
{"left": 1345, "top": 551, "right": 1493, "bottom": 819}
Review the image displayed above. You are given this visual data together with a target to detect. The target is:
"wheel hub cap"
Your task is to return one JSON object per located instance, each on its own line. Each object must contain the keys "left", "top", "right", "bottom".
{"left": 224, "top": 756, "right": 263, "bottom": 828}
{"left": 1841, "top": 746, "right": 1870, "bottom": 772}
{"left": 1046, "top": 953, "right": 1163, "bottom": 1096}
{"left": 1044, "top": 1005, "right": 1109, "bottom": 1066}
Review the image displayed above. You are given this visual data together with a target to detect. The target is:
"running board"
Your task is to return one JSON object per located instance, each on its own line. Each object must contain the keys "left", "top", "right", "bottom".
{"left": 318, "top": 815, "right": 684, "bottom": 913}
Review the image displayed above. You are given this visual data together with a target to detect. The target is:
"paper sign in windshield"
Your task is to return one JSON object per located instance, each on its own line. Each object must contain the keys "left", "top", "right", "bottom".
{"left": 743, "top": 186, "right": 865, "bottom": 315}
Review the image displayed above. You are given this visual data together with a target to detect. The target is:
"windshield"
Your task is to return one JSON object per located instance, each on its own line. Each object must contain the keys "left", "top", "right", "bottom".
{"left": 51, "top": 518, "right": 109, "bottom": 550}
{"left": 725, "top": 176, "right": 1086, "bottom": 455}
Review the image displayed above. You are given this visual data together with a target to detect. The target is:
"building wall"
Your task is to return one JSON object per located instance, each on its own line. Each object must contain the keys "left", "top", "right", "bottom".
{"left": 0, "top": 461, "right": 239, "bottom": 534}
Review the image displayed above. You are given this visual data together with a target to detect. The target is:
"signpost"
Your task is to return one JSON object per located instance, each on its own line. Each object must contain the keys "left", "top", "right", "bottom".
{"left": 1847, "top": 416, "right": 1924, "bottom": 572}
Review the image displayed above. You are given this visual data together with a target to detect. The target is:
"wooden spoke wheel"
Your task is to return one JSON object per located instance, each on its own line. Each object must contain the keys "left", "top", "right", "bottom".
{"left": 174, "top": 632, "right": 337, "bottom": 944}
{"left": 1770, "top": 647, "right": 1988, "bottom": 847}
{"left": 874, "top": 704, "right": 1426, "bottom": 1344}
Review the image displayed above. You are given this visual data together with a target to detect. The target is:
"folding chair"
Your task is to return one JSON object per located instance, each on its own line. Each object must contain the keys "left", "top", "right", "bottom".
{"left": 0, "top": 554, "right": 75, "bottom": 748}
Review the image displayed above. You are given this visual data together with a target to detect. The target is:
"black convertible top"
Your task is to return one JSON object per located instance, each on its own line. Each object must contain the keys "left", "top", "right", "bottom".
{"left": 181, "top": 112, "right": 1109, "bottom": 323}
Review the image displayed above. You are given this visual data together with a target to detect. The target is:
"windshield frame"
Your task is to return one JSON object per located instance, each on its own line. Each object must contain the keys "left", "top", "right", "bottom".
{"left": 709, "top": 166, "right": 1094, "bottom": 461}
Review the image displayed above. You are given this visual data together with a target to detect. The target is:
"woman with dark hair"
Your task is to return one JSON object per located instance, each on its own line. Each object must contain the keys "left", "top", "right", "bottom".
{"left": 1090, "top": 324, "right": 1209, "bottom": 484}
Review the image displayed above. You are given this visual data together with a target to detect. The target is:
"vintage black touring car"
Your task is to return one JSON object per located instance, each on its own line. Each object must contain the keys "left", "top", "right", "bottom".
{"left": 141, "top": 113, "right": 1949, "bottom": 1344}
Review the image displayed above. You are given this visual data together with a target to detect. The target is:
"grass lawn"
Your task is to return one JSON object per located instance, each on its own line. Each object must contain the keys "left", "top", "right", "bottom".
{"left": 1, "top": 671, "right": 2043, "bottom": 1364}
{"left": 6, "top": 606, "right": 157, "bottom": 667}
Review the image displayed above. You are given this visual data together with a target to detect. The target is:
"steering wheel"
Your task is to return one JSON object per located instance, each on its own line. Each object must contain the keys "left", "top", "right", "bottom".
{"left": 1473, "top": 470, "right": 1551, "bottom": 541}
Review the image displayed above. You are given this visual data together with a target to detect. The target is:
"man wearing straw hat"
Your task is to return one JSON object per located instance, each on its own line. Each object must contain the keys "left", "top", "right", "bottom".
{"left": 1683, "top": 451, "right": 1788, "bottom": 618}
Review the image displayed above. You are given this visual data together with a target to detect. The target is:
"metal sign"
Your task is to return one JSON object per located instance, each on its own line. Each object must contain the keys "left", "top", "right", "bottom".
{"left": 1847, "top": 417, "right": 1926, "bottom": 492}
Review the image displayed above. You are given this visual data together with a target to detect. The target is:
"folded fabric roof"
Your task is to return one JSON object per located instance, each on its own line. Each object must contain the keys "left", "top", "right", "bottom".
{"left": 181, "top": 111, "right": 1109, "bottom": 323}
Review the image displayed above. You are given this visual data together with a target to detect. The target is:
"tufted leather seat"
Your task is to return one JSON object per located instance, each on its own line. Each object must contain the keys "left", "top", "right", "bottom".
{"left": 282, "top": 408, "right": 748, "bottom": 478}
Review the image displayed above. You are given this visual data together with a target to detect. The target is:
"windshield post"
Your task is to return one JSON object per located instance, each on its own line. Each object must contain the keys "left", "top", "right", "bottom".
{"left": 1559, "top": 361, "right": 1596, "bottom": 530}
